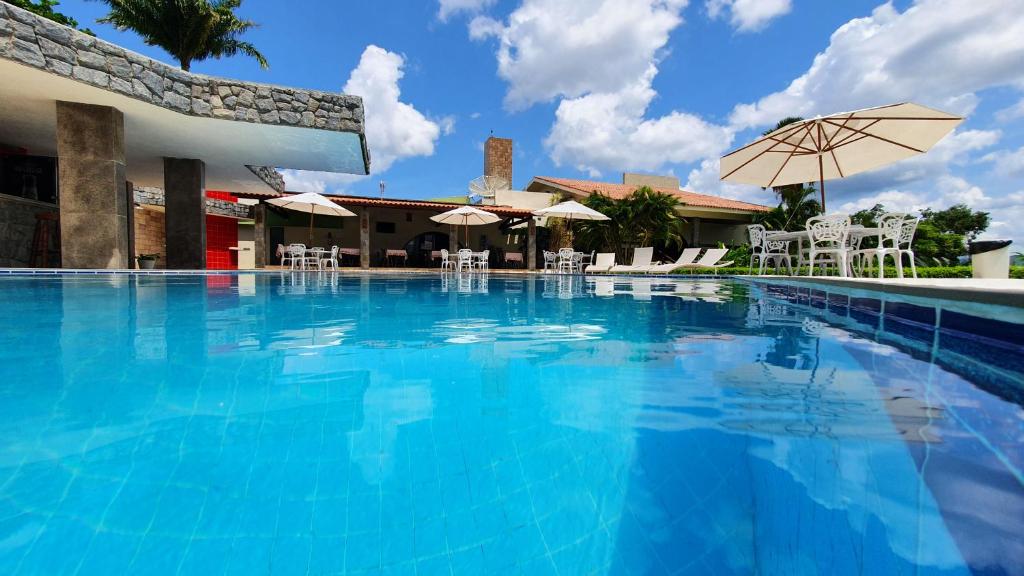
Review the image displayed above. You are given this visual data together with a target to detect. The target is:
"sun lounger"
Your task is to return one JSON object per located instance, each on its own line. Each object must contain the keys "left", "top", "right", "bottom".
{"left": 585, "top": 252, "right": 615, "bottom": 272}
{"left": 677, "top": 248, "right": 734, "bottom": 269}
{"left": 643, "top": 248, "right": 702, "bottom": 274}
{"left": 610, "top": 247, "right": 654, "bottom": 272}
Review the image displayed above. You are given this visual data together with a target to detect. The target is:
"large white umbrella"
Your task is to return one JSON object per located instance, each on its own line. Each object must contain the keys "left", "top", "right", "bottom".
{"left": 719, "top": 102, "right": 962, "bottom": 211}
{"left": 430, "top": 205, "right": 501, "bottom": 245}
{"left": 267, "top": 192, "right": 356, "bottom": 244}
{"left": 533, "top": 200, "right": 610, "bottom": 245}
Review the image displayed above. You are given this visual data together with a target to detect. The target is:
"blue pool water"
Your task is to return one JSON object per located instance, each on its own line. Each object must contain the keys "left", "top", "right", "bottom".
{"left": 0, "top": 272, "right": 1021, "bottom": 576}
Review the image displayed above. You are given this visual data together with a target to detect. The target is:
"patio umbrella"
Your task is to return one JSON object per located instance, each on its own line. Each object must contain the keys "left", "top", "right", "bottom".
{"left": 430, "top": 205, "right": 500, "bottom": 246}
{"left": 719, "top": 102, "right": 962, "bottom": 211}
{"left": 533, "top": 200, "right": 610, "bottom": 244}
{"left": 267, "top": 192, "right": 356, "bottom": 244}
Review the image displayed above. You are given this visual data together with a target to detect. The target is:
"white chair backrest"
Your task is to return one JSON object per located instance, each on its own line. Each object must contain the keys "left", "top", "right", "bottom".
{"left": 631, "top": 247, "right": 654, "bottom": 267}
{"left": 543, "top": 250, "right": 556, "bottom": 262}
{"left": 764, "top": 239, "right": 789, "bottom": 253}
{"left": 557, "top": 248, "right": 574, "bottom": 260}
{"left": 677, "top": 248, "right": 702, "bottom": 265}
{"left": 288, "top": 243, "right": 306, "bottom": 256}
{"left": 457, "top": 249, "right": 473, "bottom": 262}
{"left": 898, "top": 216, "right": 919, "bottom": 248}
{"left": 695, "top": 248, "right": 728, "bottom": 266}
{"left": 878, "top": 212, "right": 907, "bottom": 249}
{"left": 806, "top": 215, "right": 850, "bottom": 249}
{"left": 593, "top": 253, "right": 615, "bottom": 268}
{"left": 480, "top": 250, "right": 489, "bottom": 260}
{"left": 329, "top": 245, "right": 339, "bottom": 258}
{"left": 747, "top": 225, "right": 766, "bottom": 252}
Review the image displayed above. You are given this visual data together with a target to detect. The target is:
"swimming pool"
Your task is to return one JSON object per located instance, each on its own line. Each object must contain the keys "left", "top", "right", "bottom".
{"left": 0, "top": 272, "right": 1020, "bottom": 575}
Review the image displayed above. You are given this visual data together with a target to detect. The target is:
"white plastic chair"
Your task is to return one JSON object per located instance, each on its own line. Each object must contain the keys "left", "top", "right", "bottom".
{"left": 610, "top": 247, "right": 654, "bottom": 272}
{"left": 457, "top": 249, "right": 474, "bottom": 272}
{"left": 287, "top": 244, "right": 306, "bottom": 270}
{"left": 440, "top": 249, "right": 455, "bottom": 271}
{"left": 542, "top": 250, "right": 557, "bottom": 273}
{"left": 677, "top": 248, "right": 734, "bottom": 270}
{"left": 476, "top": 250, "right": 490, "bottom": 271}
{"left": 805, "top": 214, "right": 851, "bottom": 277}
{"left": 557, "top": 248, "right": 575, "bottom": 273}
{"left": 303, "top": 247, "right": 323, "bottom": 270}
{"left": 645, "top": 248, "right": 702, "bottom": 274}
{"left": 898, "top": 216, "right": 919, "bottom": 278}
{"left": 748, "top": 225, "right": 792, "bottom": 275}
{"left": 320, "top": 246, "right": 339, "bottom": 270}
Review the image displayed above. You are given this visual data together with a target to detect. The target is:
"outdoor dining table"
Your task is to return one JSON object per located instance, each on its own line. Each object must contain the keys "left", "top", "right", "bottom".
{"left": 764, "top": 226, "right": 881, "bottom": 277}
{"left": 303, "top": 247, "right": 325, "bottom": 270}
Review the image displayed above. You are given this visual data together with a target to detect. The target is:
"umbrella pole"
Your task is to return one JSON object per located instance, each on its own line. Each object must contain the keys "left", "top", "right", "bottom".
{"left": 308, "top": 205, "right": 315, "bottom": 245}
{"left": 818, "top": 155, "right": 826, "bottom": 212}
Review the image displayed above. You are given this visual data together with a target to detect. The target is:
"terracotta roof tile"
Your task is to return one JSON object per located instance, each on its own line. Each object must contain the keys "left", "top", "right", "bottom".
{"left": 532, "top": 176, "right": 769, "bottom": 212}
{"left": 242, "top": 192, "right": 534, "bottom": 217}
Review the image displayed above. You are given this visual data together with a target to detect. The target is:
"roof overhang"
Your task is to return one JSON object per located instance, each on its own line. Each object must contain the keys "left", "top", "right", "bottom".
{"left": 0, "top": 2, "right": 369, "bottom": 195}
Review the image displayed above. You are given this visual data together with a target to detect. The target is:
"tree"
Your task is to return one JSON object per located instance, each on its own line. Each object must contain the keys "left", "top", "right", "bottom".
{"left": 920, "top": 204, "right": 989, "bottom": 241}
{"left": 96, "top": 0, "right": 268, "bottom": 71}
{"left": 851, "top": 203, "right": 887, "bottom": 227}
{"left": 574, "top": 187, "right": 685, "bottom": 260}
{"left": 9, "top": 0, "right": 94, "bottom": 34}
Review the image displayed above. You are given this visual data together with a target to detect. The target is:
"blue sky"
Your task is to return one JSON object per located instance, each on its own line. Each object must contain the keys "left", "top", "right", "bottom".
{"left": 60, "top": 0, "right": 1024, "bottom": 241}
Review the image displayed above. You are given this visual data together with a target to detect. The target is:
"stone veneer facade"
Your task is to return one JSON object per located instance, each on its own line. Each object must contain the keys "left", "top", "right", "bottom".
{"left": 484, "top": 136, "right": 513, "bottom": 187}
{"left": 134, "top": 186, "right": 252, "bottom": 220}
{"left": 0, "top": 1, "right": 369, "bottom": 174}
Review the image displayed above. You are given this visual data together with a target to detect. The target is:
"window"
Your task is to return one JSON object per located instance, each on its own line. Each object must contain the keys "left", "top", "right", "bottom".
{"left": 376, "top": 222, "right": 396, "bottom": 234}
{"left": 0, "top": 154, "right": 58, "bottom": 204}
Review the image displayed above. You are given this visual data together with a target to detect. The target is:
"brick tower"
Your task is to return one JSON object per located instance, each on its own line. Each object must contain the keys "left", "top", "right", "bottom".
{"left": 483, "top": 136, "right": 513, "bottom": 186}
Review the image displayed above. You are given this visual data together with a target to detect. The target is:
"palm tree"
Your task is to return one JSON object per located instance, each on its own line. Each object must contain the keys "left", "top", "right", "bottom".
{"left": 575, "top": 186, "right": 684, "bottom": 260}
{"left": 96, "top": 0, "right": 268, "bottom": 71}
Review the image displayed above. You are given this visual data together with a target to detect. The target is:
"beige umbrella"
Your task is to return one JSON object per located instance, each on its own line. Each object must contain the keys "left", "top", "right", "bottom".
{"left": 719, "top": 102, "right": 963, "bottom": 211}
{"left": 268, "top": 192, "right": 356, "bottom": 244}
{"left": 533, "top": 200, "right": 610, "bottom": 244}
{"left": 430, "top": 205, "right": 500, "bottom": 246}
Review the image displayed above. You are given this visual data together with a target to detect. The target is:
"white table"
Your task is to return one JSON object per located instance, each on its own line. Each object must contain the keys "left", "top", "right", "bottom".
{"left": 764, "top": 226, "right": 881, "bottom": 277}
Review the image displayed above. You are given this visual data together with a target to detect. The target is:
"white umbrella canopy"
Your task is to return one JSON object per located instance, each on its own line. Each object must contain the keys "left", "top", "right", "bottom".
{"left": 267, "top": 192, "right": 357, "bottom": 244}
{"left": 430, "top": 206, "right": 501, "bottom": 245}
{"left": 719, "top": 102, "right": 963, "bottom": 210}
{"left": 533, "top": 200, "right": 610, "bottom": 221}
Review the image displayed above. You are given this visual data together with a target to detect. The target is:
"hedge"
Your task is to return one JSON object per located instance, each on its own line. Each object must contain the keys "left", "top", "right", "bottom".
{"left": 663, "top": 265, "right": 1024, "bottom": 279}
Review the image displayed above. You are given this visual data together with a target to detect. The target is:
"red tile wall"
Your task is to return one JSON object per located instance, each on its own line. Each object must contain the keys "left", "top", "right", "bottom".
{"left": 206, "top": 190, "right": 238, "bottom": 202}
{"left": 206, "top": 215, "right": 237, "bottom": 270}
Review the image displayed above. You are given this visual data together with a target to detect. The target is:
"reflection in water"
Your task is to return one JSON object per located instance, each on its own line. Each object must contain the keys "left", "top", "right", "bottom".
{"left": 0, "top": 273, "right": 1019, "bottom": 575}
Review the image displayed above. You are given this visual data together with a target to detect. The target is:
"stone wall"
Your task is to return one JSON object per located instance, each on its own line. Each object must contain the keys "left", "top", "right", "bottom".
{"left": 484, "top": 136, "right": 513, "bottom": 187}
{"left": 133, "top": 206, "right": 165, "bottom": 267}
{"left": 0, "top": 195, "right": 58, "bottom": 267}
{"left": 0, "top": 1, "right": 369, "bottom": 172}
{"left": 133, "top": 186, "right": 252, "bottom": 219}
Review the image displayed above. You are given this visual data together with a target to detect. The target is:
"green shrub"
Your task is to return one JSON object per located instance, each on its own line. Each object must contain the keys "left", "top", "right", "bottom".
{"left": 663, "top": 265, "right": 1024, "bottom": 279}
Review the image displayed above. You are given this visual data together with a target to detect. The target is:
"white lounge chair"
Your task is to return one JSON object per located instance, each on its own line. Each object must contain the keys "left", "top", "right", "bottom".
{"left": 644, "top": 248, "right": 702, "bottom": 274}
{"left": 677, "top": 248, "right": 734, "bottom": 270}
{"left": 610, "top": 247, "right": 654, "bottom": 272}
{"left": 585, "top": 253, "right": 615, "bottom": 272}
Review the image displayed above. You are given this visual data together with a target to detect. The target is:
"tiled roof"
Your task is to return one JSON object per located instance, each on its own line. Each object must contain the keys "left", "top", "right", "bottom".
{"left": 248, "top": 192, "right": 535, "bottom": 217}
{"left": 531, "top": 176, "right": 770, "bottom": 212}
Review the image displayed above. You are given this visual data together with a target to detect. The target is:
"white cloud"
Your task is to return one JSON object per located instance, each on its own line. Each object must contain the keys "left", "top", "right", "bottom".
{"left": 981, "top": 144, "right": 1024, "bottom": 178}
{"left": 545, "top": 66, "right": 733, "bottom": 176}
{"left": 995, "top": 97, "right": 1024, "bottom": 122}
{"left": 684, "top": 157, "right": 774, "bottom": 204}
{"left": 705, "top": 0, "right": 791, "bottom": 32}
{"left": 438, "top": 0, "right": 496, "bottom": 21}
{"left": 474, "top": 0, "right": 689, "bottom": 110}
{"left": 281, "top": 45, "right": 442, "bottom": 194}
{"left": 438, "top": 115, "right": 457, "bottom": 135}
{"left": 729, "top": 0, "right": 1024, "bottom": 131}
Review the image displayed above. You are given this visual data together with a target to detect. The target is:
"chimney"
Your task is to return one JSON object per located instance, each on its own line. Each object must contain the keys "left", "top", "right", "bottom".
{"left": 484, "top": 136, "right": 513, "bottom": 186}
{"left": 622, "top": 172, "right": 679, "bottom": 189}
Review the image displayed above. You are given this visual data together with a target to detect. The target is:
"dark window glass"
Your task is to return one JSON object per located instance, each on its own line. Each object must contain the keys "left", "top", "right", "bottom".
{"left": 376, "top": 222, "right": 396, "bottom": 234}
{"left": 0, "top": 155, "right": 59, "bottom": 204}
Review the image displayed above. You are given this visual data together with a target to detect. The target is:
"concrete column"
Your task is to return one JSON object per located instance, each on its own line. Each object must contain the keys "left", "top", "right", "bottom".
{"left": 125, "top": 180, "right": 135, "bottom": 267}
{"left": 527, "top": 218, "right": 537, "bottom": 270}
{"left": 254, "top": 203, "right": 267, "bottom": 268}
{"left": 163, "top": 158, "right": 206, "bottom": 269}
{"left": 359, "top": 207, "right": 370, "bottom": 269}
{"left": 56, "top": 101, "right": 129, "bottom": 269}
{"left": 449, "top": 225, "right": 457, "bottom": 252}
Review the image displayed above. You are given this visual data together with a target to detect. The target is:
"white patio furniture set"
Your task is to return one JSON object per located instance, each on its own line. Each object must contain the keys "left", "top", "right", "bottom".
{"left": 747, "top": 212, "right": 919, "bottom": 278}
{"left": 440, "top": 249, "right": 490, "bottom": 272}
{"left": 280, "top": 243, "right": 340, "bottom": 271}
